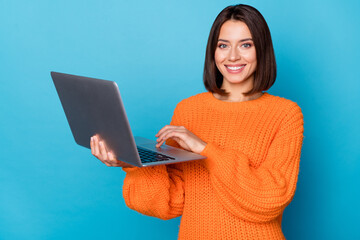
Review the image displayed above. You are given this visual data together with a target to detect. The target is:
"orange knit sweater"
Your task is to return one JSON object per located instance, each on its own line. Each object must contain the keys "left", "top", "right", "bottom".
{"left": 122, "top": 92, "right": 304, "bottom": 240}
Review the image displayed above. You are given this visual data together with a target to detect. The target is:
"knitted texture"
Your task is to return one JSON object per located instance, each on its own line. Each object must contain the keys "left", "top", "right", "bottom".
{"left": 122, "top": 92, "right": 304, "bottom": 240}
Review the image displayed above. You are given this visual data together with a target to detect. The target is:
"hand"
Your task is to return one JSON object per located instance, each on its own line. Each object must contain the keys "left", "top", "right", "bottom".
{"left": 90, "top": 135, "right": 135, "bottom": 168}
{"left": 155, "top": 125, "right": 207, "bottom": 154}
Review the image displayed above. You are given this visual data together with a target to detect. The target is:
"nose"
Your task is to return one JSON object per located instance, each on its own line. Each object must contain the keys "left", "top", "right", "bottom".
{"left": 228, "top": 46, "right": 241, "bottom": 61}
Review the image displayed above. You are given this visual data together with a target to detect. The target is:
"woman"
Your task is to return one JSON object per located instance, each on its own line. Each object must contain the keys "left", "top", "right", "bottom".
{"left": 91, "top": 4, "right": 304, "bottom": 239}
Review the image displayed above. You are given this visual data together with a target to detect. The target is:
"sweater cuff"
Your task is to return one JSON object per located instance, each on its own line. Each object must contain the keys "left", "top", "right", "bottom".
{"left": 200, "top": 143, "right": 221, "bottom": 170}
{"left": 121, "top": 166, "right": 140, "bottom": 173}
{"left": 200, "top": 142, "right": 249, "bottom": 172}
{"left": 122, "top": 165, "right": 168, "bottom": 178}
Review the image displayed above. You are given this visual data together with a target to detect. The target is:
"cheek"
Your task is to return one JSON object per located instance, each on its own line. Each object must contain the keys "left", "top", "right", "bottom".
{"left": 242, "top": 52, "right": 256, "bottom": 63}
{"left": 215, "top": 49, "right": 228, "bottom": 61}
{"left": 250, "top": 54, "right": 257, "bottom": 71}
{"left": 214, "top": 50, "right": 226, "bottom": 67}
{"left": 243, "top": 49, "right": 257, "bottom": 63}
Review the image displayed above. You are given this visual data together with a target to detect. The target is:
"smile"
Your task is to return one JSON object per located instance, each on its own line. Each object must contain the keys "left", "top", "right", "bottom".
{"left": 225, "top": 65, "right": 245, "bottom": 70}
{"left": 225, "top": 64, "right": 246, "bottom": 73}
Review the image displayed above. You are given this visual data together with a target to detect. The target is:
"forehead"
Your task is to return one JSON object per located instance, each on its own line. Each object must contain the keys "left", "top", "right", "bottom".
{"left": 218, "top": 20, "right": 252, "bottom": 40}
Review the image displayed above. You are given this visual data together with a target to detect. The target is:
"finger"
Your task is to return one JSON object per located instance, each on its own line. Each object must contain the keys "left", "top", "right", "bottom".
{"left": 157, "top": 129, "right": 188, "bottom": 146}
{"left": 156, "top": 139, "right": 164, "bottom": 148}
{"left": 99, "top": 141, "right": 109, "bottom": 161}
{"left": 156, "top": 128, "right": 176, "bottom": 146}
{"left": 106, "top": 151, "right": 117, "bottom": 166}
{"left": 155, "top": 125, "right": 172, "bottom": 138}
{"left": 155, "top": 125, "right": 180, "bottom": 138}
{"left": 156, "top": 131, "right": 186, "bottom": 148}
{"left": 104, "top": 162, "right": 112, "bottom": 167}
{"left": 156, "top": 128, "right": 181, "bottom": 146}
{"left": 100, "top": 152, "right": 114, "bottom": 167}
{"left": 107, "top": 151, "right": 115, "bottom": 161}
{"left": 107, "top": 152, "right": 131, "bottom": 167}
{"left": 94, "top": 136, "right": 100, "bottom": 157}
{"left": 155, "top": 125, "right": 169, "bottom": 137}
{"left": 156, "top": 128, "right": 187, "bottom": 144}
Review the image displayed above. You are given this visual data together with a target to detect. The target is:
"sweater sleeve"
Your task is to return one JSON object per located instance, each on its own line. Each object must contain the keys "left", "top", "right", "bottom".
{"left": 121, "top": 105, "right": 185, "bottom": 220}
{"left": 201, "top": 103, "right": 304, "bottom": 223}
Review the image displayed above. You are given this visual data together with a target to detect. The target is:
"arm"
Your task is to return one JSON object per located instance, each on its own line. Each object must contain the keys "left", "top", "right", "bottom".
{"left": 201, "top": 104, "right": 304, "bottom": 223}
{"left": 122, "top": 163, "right": 184, "bottom": 220}
{"left": 121, "top": 106, "right": 185, "bottom": 220}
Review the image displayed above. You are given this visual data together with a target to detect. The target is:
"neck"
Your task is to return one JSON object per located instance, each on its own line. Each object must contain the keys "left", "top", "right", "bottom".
{"left": 214, "top": 80, "right": 263, "bottom": 102}
{"left": 213, "top": 91, "right": 263, "bottom": 102}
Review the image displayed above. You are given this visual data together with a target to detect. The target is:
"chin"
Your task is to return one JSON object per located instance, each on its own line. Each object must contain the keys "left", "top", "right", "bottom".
{"left": 224, "top": 77, "right": 248, "bottom": 84}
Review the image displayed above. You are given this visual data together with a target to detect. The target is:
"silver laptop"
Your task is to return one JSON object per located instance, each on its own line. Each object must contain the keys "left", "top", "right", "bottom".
{"left": 51, "top": 71, "right": 206, "bottom": 167}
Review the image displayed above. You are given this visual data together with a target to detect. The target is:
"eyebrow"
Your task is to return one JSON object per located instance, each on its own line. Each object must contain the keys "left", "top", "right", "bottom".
{"left": 218, "top": 38, "right": 253, "bottom": 43}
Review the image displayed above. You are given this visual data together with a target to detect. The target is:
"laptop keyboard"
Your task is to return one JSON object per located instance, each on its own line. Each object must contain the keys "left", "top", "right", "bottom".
{"left": 137, "top": 146, "right": 176, "bottom": 163}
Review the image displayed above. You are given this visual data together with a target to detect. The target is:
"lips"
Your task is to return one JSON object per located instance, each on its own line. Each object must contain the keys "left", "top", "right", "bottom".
{"left": 225, "top": 64, "right": 246, "bottom": 73}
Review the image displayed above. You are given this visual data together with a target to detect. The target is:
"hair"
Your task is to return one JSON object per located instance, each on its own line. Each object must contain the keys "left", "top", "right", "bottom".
{"left": 203, "top": 4, "right": 276, "bottom": 96}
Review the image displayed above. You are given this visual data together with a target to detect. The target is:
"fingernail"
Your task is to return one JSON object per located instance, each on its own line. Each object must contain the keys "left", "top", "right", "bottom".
{"left": 91, "top": 137, "right": 93, "bottom": 141}
{"left": 99, "top": 141, "right": 103, "bottom": 146}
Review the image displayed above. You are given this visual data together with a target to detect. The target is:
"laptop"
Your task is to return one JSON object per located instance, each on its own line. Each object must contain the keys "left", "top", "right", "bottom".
{"left": 51, "top": 71, "right": 206, "bottom": 167}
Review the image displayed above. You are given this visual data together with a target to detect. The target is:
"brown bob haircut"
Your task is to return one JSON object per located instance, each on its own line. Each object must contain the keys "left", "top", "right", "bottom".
{"left": 203, "top": 4, "right": 276, "bottom": 96}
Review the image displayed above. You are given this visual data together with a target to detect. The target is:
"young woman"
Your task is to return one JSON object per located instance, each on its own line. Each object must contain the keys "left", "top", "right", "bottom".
{"left": 91, "top": 4, "right": 304, "bottom": 240}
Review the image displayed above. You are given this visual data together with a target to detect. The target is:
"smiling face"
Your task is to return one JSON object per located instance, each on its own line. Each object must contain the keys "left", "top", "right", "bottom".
{"left": 214, "top": 20, "right": 257, "bottom": 91}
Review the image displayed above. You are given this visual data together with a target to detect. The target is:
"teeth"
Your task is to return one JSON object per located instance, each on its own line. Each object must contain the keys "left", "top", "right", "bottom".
{"left": 227, "top": 65, "right": 245, "bottom": 70}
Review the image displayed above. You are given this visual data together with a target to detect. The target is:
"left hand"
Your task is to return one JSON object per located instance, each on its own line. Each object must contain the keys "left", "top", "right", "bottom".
{"left": 155, "top": 125, "right": 207, "bottom": 154}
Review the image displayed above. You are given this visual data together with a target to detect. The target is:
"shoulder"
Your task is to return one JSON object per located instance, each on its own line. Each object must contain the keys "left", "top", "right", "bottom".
{"left": 174, "top": 92, "right": 209, "bottom": 112}
{"left": 266, "top": 93, "right": 303, "bottom": 118}
{"left": 266, "top": 94, "right": 304, "bottom": 135}
{"left": 169, "top": 92, "right": 209, "bottom": 126}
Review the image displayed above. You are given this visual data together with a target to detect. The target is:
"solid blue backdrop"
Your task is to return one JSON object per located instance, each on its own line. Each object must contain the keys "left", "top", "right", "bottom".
{"left": 0, "top": 0, "right": 359, "bottom": 239}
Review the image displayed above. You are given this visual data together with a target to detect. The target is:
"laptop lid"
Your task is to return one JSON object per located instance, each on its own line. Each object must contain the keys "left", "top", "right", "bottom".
{"left": 51, "top": 71, "right": 143, "bottom": 167}
{"left": 51, "top": 71, "right": 206, "bottom": 167}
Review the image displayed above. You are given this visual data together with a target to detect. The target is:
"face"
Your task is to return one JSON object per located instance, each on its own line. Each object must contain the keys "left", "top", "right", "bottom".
{"left": 214, "top": 20, "right": 257, "bottom": 89}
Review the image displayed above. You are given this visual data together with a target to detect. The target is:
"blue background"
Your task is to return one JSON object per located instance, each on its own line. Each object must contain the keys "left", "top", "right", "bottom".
{"left": 1, "top": 0, "right": 359, "bottom": 239}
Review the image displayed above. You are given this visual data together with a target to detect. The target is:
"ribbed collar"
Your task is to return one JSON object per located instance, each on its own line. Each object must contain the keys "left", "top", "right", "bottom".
{"left": 201, "top": 91, "right": 273, "bottom": 111}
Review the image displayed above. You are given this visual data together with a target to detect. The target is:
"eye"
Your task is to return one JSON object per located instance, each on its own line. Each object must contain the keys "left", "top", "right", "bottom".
{"left": 241, "top": 43, "right": 252, "bottom": 48}
{"left": 218, "top": 44, "right": 227, "bottom": 49}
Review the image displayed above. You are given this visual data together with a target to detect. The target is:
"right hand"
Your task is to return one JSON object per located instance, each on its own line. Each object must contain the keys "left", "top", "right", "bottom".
{"left": 90, "top": 135, "right": 135, "bottom": 168}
